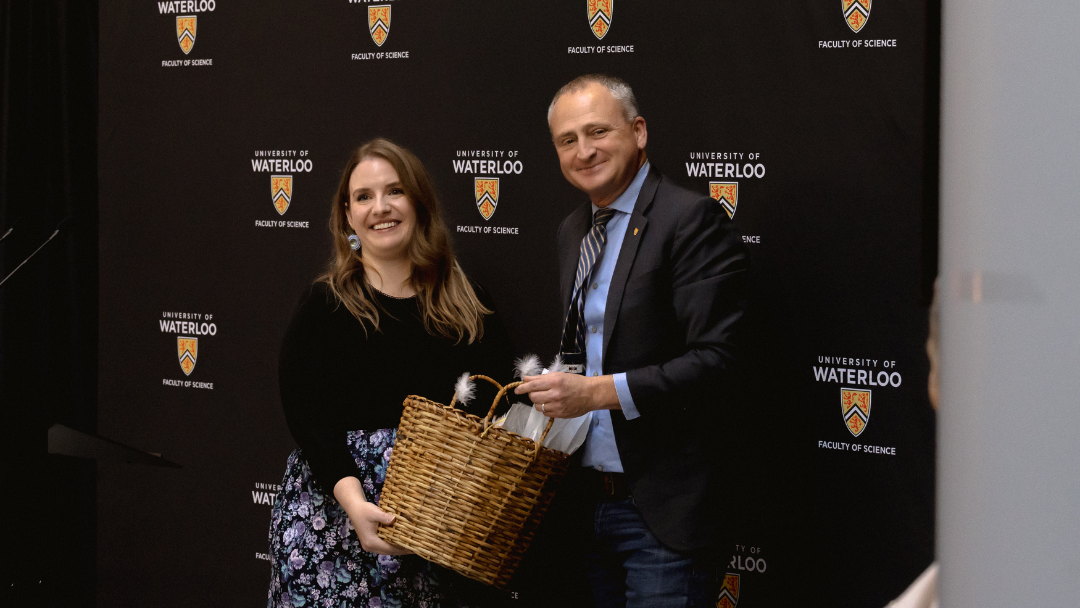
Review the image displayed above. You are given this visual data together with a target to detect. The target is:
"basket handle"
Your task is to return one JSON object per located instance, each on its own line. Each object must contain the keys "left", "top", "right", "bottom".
{"left": 449, "top": 374, "right": 504, "bottom": 409}
{"left": 486, "top": 380, "right": 520, "bottom": 424}
{"left": 487, "top": 381, "right": 557, "bottom": 455}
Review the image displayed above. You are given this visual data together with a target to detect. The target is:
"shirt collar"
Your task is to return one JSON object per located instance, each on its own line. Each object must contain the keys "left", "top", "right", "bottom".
{"left": 592, "top": 160, "right": 650, "bottom": 216}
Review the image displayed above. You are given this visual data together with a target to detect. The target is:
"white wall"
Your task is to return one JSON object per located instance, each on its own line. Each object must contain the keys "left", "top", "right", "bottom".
{"left": 938, "top": 1, "right": 1080, "bottom": 605}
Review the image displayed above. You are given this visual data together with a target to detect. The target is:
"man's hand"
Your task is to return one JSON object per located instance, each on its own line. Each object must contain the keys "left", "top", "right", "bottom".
{"left": 513, "top": 372, "right": 620, "bottom": 418}
{"left": 333, "top": 476, "right": 412, "bottom": 556}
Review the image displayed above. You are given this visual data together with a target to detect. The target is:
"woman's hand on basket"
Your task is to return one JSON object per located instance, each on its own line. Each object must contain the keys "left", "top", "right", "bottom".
{"left": 514, "top": 372, "right": 621, "bottom": 418}
{"left": 333, "top": 476, "right": 413, "bottom": 556}
{"left": 347, "top": 501, "right": 413, "bottom": 556}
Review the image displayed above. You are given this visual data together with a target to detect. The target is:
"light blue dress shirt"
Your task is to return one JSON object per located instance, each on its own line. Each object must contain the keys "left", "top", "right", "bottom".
{"left": 579, "top": 161, "right": 650, "bottom": 473}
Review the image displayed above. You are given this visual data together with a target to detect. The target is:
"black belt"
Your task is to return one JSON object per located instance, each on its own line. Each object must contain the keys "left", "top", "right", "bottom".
{"left": 581, "top": 468, "right": 631, "bottom": 501}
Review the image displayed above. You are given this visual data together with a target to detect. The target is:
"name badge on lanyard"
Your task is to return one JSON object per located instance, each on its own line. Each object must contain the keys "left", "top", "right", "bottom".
{"left": 560, "top": 351, "right": 586, "bottom": 376}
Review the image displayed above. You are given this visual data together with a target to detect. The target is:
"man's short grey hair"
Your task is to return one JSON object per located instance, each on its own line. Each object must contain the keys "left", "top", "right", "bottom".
{"left": 547, "top": 74, "right": 639, "bottom": 124}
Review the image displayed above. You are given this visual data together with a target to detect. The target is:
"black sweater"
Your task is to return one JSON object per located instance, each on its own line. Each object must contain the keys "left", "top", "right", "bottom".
{"left": 278, "top": 281, "right": 513, "bottom": 496}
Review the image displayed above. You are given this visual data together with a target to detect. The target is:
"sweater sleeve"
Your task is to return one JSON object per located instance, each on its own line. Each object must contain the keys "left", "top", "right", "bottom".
{"left": 278, "top": 284, "right": 363, "bottom": 496}
{"left": 472, "top": 281, "right": 515, "bottom": 389}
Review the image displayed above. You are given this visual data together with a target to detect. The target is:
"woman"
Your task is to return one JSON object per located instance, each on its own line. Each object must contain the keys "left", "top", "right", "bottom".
{"left": 268, "top": 138, "right": 511, "bottom": 608}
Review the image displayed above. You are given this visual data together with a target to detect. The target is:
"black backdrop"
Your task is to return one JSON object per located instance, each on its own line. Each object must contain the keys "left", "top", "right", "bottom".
{"left": 97, "top": 1, "right": 936, "bottom": 606}
{"left": 1, "top": 1, "right": 98, "bottom": 605}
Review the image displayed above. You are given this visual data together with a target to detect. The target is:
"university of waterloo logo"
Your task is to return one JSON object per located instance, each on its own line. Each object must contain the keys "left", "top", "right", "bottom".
{"left": 271, "top": 175, "right": 292, "bottom": 215}
{"left": 176, "top": 16, "right": 197, "bottom": 54}
{"left": 716, "top": 573, "right": 740, "bottom": 608}
{"left": 177, "top": 337, "right": 198, "bottom": 376}
{"left": 474, "top": 178, "right": 499, "bottom": 220}
{"left": 842, "top": 0, "right": 872, "bottom": 33}
{"left": 369, "top": 5, "right": 391, "bottom": 47}
{"left": 841, "top": 388, "right": 872, "bottom": 436}
{"left": 709, "top": 182, "right": 738, "bottom": 219}
{"left": 588, "top": 0, "right": 613, "bottom": 40}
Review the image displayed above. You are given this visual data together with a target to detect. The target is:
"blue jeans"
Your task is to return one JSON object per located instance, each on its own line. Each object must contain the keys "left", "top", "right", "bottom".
{"left": 584, "top": 497, "right": 719, "bottom": 608}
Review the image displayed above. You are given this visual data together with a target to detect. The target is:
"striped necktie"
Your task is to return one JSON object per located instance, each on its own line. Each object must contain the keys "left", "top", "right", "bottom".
{"left": 560, "top": 207, "right": 618, "bottom": 359}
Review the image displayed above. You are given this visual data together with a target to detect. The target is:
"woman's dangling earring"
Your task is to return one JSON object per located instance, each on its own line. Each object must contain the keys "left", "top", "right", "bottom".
{"left": 348, "top": 234, "right": 361, "bottom": 251}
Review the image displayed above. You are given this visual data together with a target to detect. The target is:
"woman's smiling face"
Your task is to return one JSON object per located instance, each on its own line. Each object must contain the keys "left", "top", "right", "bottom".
{"left": 345, "top": 156, "right": 417, "bottom": 263}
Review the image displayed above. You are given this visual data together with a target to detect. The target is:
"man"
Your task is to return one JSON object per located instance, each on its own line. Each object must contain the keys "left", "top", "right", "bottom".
{"left": 515, "top": 74, "right": 749, "bottom": 607}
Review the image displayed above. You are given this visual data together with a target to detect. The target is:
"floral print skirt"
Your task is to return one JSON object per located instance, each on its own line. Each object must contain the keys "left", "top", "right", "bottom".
{"left": 268, "top": 429, "right": 475, "bottom": 608}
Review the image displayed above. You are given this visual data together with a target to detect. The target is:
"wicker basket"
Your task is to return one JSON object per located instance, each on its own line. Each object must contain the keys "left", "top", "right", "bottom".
{"left": 376, "top": 375, "right": 570, "bottom": 589}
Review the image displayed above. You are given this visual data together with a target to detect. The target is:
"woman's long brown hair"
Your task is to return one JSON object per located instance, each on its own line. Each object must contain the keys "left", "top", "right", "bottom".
{"left": 320, "top": 138, "right": 490, "bottom": 343}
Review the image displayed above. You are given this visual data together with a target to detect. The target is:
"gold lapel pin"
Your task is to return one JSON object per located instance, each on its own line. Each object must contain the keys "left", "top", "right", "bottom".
{"left": 633, "top": 228, "right": 639, "bottom": 236}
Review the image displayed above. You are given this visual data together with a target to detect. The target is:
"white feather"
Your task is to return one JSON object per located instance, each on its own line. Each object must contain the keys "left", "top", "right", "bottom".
{"left": 547, "top": 354, "right": 572, "bottom": 374}
{"left": 455, "top": 372, "right": 475, "bottom": 406}
{"left": 514, "top": 354, "right": 543, "bottom": 380}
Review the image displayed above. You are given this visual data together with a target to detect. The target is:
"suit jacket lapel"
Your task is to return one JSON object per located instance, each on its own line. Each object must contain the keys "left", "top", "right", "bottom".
{"left": 602, "top": 166, "right": 661, "bottom": 367}
{"left": 560, "top": 205, "right": 591, "bottom": 314}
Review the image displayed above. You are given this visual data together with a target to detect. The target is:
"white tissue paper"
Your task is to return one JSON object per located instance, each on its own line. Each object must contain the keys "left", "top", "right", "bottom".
{"left": 495, "top": 356, "right": 593, "bottom": 455}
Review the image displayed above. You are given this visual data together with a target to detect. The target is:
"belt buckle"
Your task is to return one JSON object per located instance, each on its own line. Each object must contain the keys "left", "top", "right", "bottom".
{"left": 602, "top": 473, "right": 615, "bottom": 496}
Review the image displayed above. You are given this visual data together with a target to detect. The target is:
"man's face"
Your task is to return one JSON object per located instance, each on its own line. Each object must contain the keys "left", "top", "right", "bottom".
{"left": 549, "top": 82, "right": 647, "bottom": 207}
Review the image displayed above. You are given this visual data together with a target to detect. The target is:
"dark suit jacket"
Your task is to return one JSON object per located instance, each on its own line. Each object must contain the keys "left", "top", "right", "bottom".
{"left": 558, "top": 165, "right": 749, "bottom": 552}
